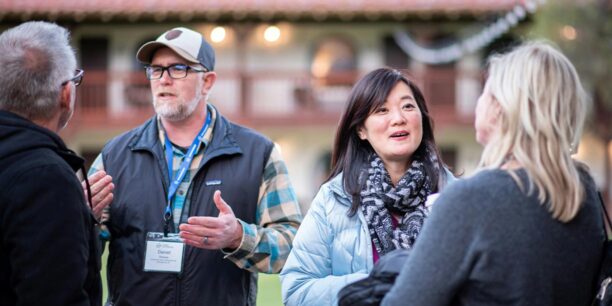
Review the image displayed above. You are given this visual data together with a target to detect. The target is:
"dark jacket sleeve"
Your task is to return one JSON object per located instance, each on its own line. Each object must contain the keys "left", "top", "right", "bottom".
{"left": 3, "top": 164, "right": 93, "bottom": 306}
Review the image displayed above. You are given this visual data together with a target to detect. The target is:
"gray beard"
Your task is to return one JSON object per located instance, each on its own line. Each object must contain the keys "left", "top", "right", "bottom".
{"left": 154, "top": 94, "right": 201, "bottom": 122}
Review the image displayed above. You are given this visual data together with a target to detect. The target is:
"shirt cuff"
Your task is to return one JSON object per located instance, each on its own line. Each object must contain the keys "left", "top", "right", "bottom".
{"left": 222, "top": 219, "right": 257, "bottom": 259}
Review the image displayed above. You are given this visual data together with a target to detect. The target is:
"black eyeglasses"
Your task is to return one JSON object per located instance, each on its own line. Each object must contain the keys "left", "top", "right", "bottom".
{"left": 145, "top": 64, "right": 207, "bottom": 80}
{"left": 61, "top": 69, "right": 84, "bottom": 87}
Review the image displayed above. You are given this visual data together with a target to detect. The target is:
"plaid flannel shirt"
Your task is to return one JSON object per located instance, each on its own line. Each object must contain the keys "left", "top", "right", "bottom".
{"left": 89, "top": 107, "right": 302, "bottom": 273}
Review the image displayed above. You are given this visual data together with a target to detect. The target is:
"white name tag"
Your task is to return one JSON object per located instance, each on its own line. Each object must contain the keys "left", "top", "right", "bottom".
{"left": 144, "top": 232, "right": 185, "bottom": 273}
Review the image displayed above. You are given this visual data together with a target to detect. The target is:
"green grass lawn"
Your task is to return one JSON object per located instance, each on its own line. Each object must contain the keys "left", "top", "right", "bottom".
{"left": 256, "top": 273, "right": 283, "bottom": 306}
{"left": 100, "top": 247, "right": 283, "bottom": 306}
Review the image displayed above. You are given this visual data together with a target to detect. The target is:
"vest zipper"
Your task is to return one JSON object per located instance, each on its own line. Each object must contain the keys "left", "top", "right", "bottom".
{"left": 175, "top": 273, "right": 182, "bottom": 306}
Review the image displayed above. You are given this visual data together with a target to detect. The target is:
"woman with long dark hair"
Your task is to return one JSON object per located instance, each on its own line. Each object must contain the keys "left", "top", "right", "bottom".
{"left": 281, "top": 68, "right": 455, "bottom": 305}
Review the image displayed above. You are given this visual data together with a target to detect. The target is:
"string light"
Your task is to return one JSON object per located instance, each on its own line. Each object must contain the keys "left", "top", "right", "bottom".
{"left": 393, "top": 0, "right": 546, "bottom": 64}
{"left": 560, "top": 25, "right": 577, "bottom": 41}
{"left": 264, "top": 25, "right": 281, "bottom": 42}
{"left": 210, "top": 26, "right": 226, "bottom": 43}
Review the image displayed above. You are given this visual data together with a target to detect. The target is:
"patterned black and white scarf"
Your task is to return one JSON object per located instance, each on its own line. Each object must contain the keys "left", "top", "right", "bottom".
{"left": 360, "top": 151, "right": 437, "bottom": 256}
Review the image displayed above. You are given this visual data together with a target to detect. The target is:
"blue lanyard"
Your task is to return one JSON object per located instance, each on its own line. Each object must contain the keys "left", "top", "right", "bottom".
{"left": 163, "top": 111, "right": 211, "bottom": 236}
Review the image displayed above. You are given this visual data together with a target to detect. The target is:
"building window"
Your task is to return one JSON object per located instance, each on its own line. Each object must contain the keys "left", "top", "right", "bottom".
{"left": 298, "top": 36, "right": 357, "bottom": 112}
{"left": 79, "top": 37, "right": 109, "bottom": 112}
{"left": 124, "top": 37, "right": 156, "bottom": 108}
{"left": 310, "top": 37, "right": 356, "bottom": 86}
{"left": 440, "top": 147, "right": 457, "bottom": 172}
{"left": 384, "top": 35, "right": 410, "bottom": 69}
{"left": 423, "top": 64, "right": 456, "bottom": 107}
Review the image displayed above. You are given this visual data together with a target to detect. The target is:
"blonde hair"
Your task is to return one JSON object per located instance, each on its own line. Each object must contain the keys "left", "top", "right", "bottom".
{"left": 479, "top": 41, "right": 589, "bottom": 222}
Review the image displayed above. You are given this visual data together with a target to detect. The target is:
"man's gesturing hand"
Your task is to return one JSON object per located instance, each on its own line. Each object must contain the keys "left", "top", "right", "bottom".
{"left": 179, "top": 190, "right": 243, "bottom": 250}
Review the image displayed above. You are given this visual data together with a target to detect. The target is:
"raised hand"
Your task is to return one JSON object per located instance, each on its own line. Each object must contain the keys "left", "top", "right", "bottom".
{"left": 82, "top": 171, "right": 114, "bottom": 221}
{"left": 179, "top": 190, "right": 243, "bottom": 250}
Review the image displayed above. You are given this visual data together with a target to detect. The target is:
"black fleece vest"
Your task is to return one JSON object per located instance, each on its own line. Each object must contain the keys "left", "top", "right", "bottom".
{"left": 102, "top": 114, "right": 273, "bottom": 306}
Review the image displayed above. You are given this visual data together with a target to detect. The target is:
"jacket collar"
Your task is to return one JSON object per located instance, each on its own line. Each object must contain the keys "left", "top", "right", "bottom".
{"left": 327, "top": 173, "right": 353, "bottom": 207}
{"left": 0, "top": 110, "right": 84, "bottom": 172}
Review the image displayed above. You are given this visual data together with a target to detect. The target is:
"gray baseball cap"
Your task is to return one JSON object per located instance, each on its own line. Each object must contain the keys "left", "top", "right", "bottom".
{"left": 136, "top": 27, "right": 215, "bottom": 71}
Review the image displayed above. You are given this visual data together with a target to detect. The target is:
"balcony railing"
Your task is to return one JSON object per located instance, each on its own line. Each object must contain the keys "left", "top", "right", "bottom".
{"left": 67, "top": 68, "right": 479, "bottom": 134}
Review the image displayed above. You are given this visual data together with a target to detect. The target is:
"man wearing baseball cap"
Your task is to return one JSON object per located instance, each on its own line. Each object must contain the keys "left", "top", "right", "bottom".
{"left": 87, "top": 27, "right": 302, "bottom": 306}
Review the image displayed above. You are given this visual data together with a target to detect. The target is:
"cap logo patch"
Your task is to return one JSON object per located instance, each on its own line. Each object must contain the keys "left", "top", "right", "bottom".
{"left": 165, "top": 30, "right": 182, "bottom": 40}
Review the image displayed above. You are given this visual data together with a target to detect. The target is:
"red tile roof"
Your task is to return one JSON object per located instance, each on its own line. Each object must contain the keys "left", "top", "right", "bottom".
{"left": 0, "top": 0, "right": 520, "bottom": 22}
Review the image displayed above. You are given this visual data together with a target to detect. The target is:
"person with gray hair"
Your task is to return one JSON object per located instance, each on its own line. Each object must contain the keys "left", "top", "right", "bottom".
{"left": 381, "top": 41, "right": 603, "bottom": 306}
{"left": 0, "top": 21, "right": 102, "bottom": 306}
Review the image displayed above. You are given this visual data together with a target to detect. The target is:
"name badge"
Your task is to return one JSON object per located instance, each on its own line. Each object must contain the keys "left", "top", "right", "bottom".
{"left": 144, "top": 232, "right": 185, "bottom": 273}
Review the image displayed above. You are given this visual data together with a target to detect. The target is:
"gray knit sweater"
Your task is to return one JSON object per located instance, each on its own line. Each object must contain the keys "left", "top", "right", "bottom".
{"left": 382, "top": 168, "right": 604, "bottom": 306}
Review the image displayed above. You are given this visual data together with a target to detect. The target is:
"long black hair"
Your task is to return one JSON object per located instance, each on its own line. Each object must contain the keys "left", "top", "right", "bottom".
{"left": 327, "top": 68, "right": 446, "bottom": 215}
